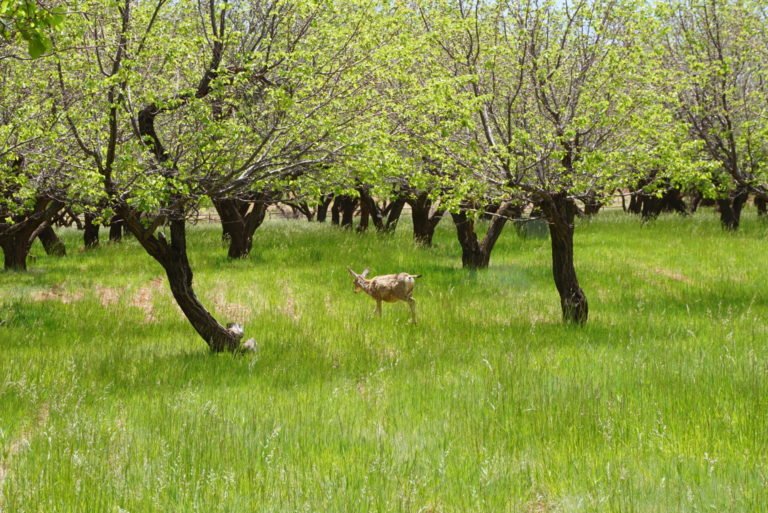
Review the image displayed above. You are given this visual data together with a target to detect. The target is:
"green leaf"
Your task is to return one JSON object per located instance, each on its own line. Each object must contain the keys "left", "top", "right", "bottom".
{"left": 27, "top": 35, "right": 48, "bottom": 58}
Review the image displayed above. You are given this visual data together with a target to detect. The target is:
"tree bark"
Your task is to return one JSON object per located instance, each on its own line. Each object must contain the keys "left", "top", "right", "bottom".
{"left": 109, "top": 214, "right": 124, "bottom": 242}
{"left": 754, "top": 194, "right": 767, "bottom": 217}
{"left": 213, "top": 195, "right": 270, "bottom": 259}
{"left": 357, "top": 188, "right": 385, "bottom": 232}
{"left": 717, "top": 187, "right": 748, "bottom": 231}
{"left": 451, "top": 203, "right": 515, "bottom": 269}
{"left": 37, "top": 224, "right": 66, "bottom": 256}
{"left": 538, "top": 193, "right": 588, "bottom": 324}
{"left": 316, "top": 194, "right": 333, "bottom": 222}
{"left": 0, "top": 198, "right": 64, "bottom": 271}
{"left": 382, "top": 198, "right": 406, "bottom": 232}
{"left": 582, "top": 193, "right": 602, "bottom": 217}
{"left": 409, "top": 193, "right": 444, "bottom": 246}
{"left": 84, "top": 213, "right": 100, "bottom": 248}
{"left": 1, "top": 238, "right": 30, "bottom": 271}
{"left": 332, "top": 195, "right": 356, "bottom": 228}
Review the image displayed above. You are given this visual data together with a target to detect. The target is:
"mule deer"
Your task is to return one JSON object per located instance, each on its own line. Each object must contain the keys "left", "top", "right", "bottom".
{"left": 346, "top": 267, "right": 421, "bottom": 322}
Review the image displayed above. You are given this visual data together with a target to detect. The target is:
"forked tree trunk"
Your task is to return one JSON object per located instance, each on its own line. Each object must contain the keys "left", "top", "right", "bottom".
{"left": 383, "top": 198, "right": 406, "bottom": 232}
{"left": 582, "top": 193, "right": 602, "bottom": 217}
{"left": 0, "top": 199, "right": 64, "bottom": 271}
{"left": 213, "top": 196, "right": 269, "bottom": 259}
{"left": 451, "top": 203, "right": 516, "bottom": 269}
{"left": 121, "top": 210, "right": 242, "bottom": 352}
{"left": 539, "top": 193, "right": 588, "bottom": 324}
{"left": 333, "top": 195, "right": 356, "bottom": 228}
{"left": 84, "top": 213, "right": 100, "bottom": 248}
{"left": 409, "top": 193, "right": 445, "bottom": 246}
{"left": 38, "top": 224, "right": 66, "bottom": 256}
{"left": 718, "top": 187, "right": 748, "bottom": 231}
{"left": 357, "top": 189, "right": 385, "bottom": 233}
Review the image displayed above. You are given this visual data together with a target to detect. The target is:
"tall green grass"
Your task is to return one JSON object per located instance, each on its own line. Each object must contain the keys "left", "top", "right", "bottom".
{"left": 1, "top": 210, "right": 767, "bottom": 512}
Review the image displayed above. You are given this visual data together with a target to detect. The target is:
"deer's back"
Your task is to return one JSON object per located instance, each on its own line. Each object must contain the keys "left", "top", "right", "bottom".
{"left": 369, "top": 273, "right": 415, "bottom": 302}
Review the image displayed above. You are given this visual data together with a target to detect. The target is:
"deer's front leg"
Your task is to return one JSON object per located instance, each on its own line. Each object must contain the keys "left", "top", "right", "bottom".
{"left": 407, "top": 297, "right": 416, "bottom": 323}
{"left": 374, "top": 300, "right": 382, "bottom": 316}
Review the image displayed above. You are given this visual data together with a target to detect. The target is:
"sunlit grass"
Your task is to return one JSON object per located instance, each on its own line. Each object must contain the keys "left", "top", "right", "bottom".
{"left": 1, "top": 210, "right": 767, "bottom": 512}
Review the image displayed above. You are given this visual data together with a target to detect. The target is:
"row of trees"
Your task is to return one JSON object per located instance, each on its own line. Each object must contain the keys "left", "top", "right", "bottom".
{"left": 2, "top": 0, "right": 767, "bottom": 350}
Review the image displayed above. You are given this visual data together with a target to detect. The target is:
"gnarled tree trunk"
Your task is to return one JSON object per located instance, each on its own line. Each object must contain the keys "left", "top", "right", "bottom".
{"left": 332, "top": 195, "right": 357, "bottom": 229}
{"left": 357, "top": 188, "right": 385, "bottom": 233}
{"left": 213, "top": 194, "right": 270, "bottom": 259}
{"left": 409, "top": 193, "right": 445, "bottom": 246}
{"left": 38, "top": 224, "right": 66, "bottom": 256}
{"left": 316, "top": 194, "right": 333, "bottom": 223}
{"left": 0, "top": 198, "right": 63, "bottom": 271}
{"left": 84, "top": 213, "right": 100, "bottom": 248}
{"left": 538, "top": 193, "right": 588, "bottom": 324}
{"left": 382, "top": 198, "right": 406, "bottom": 233}
{"left": 451, "top": 202, "right": 516, "bottom": 269}
{"left": 109, "top": 215, "right": 124, "bottom": 242}
{"left": 121, "top": 210, "right": 243, "bottom": 352}
{"left": 718, "top": 187, "right": 748, "bottom": 231}
{"left": 756, "top": 194, "right": 768, "bottom": 217}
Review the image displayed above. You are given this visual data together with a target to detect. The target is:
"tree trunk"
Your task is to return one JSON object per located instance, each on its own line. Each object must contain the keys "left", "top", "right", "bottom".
{"left": 84, "top": 213, "right": 100, "bottom": 248}
{"left": 1, "top": 237, "right": 30, "bottom": 271}
{"left": 755, "top": 195, "right": 767, "bottom": 217}
{"left": 451, "top": 203, "right": 514, "bottom": 269}
{"left": 38, "top": 224, "right": 66, "bottom": 256}
{"left": 120, "top": 210, "right": 243, "bottom": 352}
{"left": 538, "top": 194, "right": 588, "bottom": 324}
{"left": 409, "top": 193, "right": 444, "bottom": 246}
{"left": 213, "top": 195, "right": 269, "bottom": 259}
{"left": 357, "top": 189, "right": 385, "bottom": 232}
{"left": 123, "top": 36, "right": 243, "bottom": 352}
{"left": 333, "top": 195, "right": 356, "bottom": 229}
{"left": 316, "top": 194, "right": 333, "bottom": 223}
{"left": 582, "top": 194, "right": 602, "bottom": 217}
{"left": 383, "top": 198, "right": 406, "bottom": 232}
{"left": 717, "top": 187, "right": 748, "bottom": 231}
{"left": 109, "top": 215, "right": 124, "bottom": 242}
{"left": 0, "top": 198, "right": 63, "bottom": 271}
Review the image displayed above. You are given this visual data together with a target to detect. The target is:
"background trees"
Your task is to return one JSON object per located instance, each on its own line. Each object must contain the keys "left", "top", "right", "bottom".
{"left": 47, "top": 0, "right": 403, "bottom": 350}
{"left": 663, "top": 0, "right": 768, "bottom": 230}
{"left": 2, "top": 0, "right": 766, "bottom": 338}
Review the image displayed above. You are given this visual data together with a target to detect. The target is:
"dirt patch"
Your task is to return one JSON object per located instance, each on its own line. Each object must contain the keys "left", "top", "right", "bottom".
{"left": 95, "top": 285, "right": 121, "bottom": 307}
{"left": 654, "top": 268, "right": 693, "bottom": 284}
{"left": 130, "top": 277, "right": 164, "bottom": 322}
{"left": 31, "top": 285, "right": 83, "bottom": 304}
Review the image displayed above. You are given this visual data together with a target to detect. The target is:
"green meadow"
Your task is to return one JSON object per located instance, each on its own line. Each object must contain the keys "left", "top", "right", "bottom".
{"left": 1, "top": 211, "right": 767, "bottom": 512}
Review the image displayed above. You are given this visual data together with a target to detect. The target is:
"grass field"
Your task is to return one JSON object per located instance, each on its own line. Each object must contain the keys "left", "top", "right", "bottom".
{"left": 1, "top": 210, "right": 767, "bottom": 512}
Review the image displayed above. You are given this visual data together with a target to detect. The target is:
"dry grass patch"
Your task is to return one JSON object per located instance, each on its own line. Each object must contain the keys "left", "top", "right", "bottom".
{"left": 129, "top": 276, "right": 165, "bottom": 321}
{"left": 31, "top": 285, "right": 82, "bottom": 304}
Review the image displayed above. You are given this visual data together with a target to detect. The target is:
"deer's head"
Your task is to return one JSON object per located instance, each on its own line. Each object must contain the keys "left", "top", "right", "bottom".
{"left": 346, "top": 267, "right": 370, "bottom": 293}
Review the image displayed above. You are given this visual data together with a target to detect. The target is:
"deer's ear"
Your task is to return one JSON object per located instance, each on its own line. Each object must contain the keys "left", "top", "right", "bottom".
{"left": 346, "top": 267, "right": 357, "bottom": 278}
{"left": 361, "top": 268, "right": 370, "bottom": 278}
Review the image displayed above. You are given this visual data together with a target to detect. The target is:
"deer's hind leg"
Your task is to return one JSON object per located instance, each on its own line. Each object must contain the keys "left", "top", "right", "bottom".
{"left": 374, "top": 299, "right": 382, "bottom": 316}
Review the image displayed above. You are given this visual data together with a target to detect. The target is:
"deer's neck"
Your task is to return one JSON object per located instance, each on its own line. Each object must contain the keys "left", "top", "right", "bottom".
{"left": 358, "top": 278, "right": 374, "bottom": 296}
